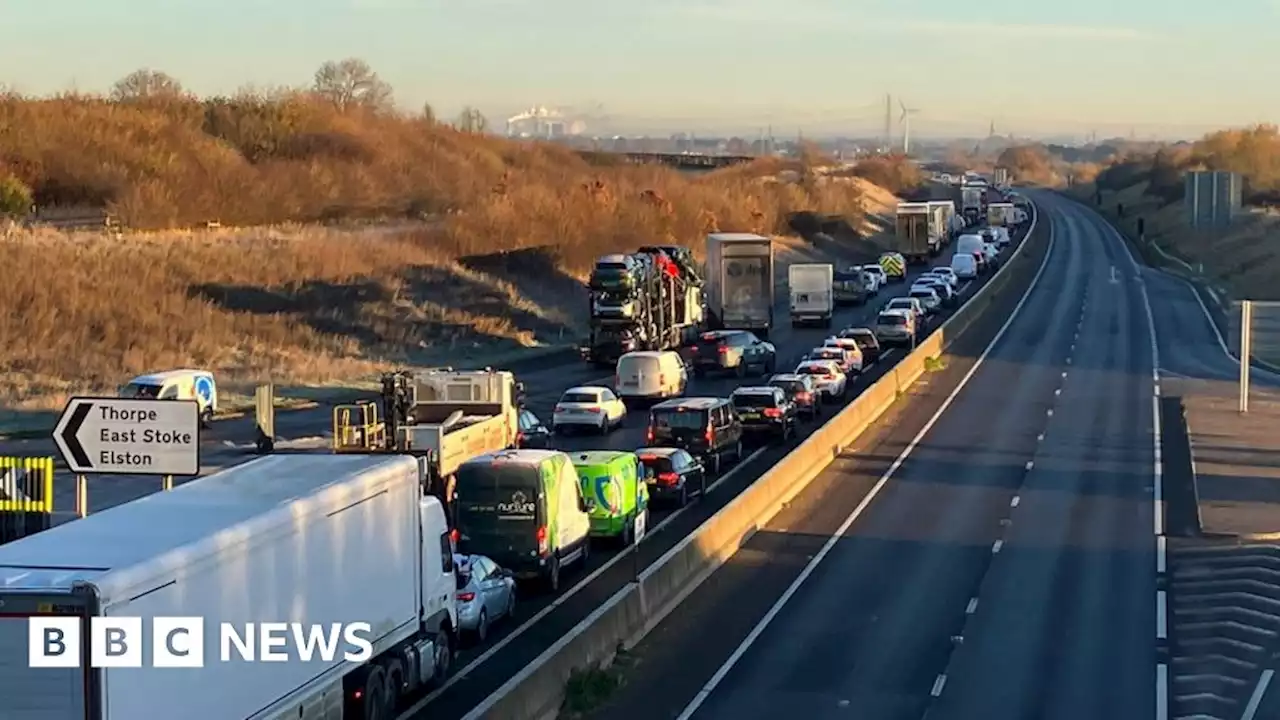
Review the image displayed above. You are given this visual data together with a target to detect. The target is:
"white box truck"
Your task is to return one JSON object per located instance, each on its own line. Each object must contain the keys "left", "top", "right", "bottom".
{"left": 705, "top": 233, "right": 774, "bottom": 338}
{"left": 788, "top": 263, "right": 834, "bottom": 328}
{"left": 0, "top": 454, "right": 457, "bottom": 720}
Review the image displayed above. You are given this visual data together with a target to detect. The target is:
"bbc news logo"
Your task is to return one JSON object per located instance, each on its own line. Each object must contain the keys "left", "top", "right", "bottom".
{"left": 29, "top": 617, "right": 374, "bottom": 668}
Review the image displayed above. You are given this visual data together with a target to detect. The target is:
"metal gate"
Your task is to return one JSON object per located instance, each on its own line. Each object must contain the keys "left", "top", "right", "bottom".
{"left": 0, "top": 456, "right": 54, "bottom": 543}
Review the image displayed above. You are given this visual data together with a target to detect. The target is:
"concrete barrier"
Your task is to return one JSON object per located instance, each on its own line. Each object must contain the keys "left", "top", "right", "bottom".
{"left": 461, "top": 207, "right": 1048, "bottom": 720}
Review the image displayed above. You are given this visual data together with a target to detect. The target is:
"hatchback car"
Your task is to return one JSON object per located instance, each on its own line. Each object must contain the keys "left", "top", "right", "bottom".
{"left": 636, "top": 447, "right": 707, "bottom": 507}
{"left": 454, "top": 553, "right": 517, "bottom": 644}
{"left": 822, "top": 336, "right": 865, "bottom": 374}
{"left": 553, "top": 386, "right": 627, "bottom": 434}
{"left": 915, "top": 277, "right": 955, "bottom": 307}
{"left": 690, "top": 330, "right": 777, "bottom": 377}
{"left": 730, "top": 386, "right": 799, "bottom": 442}
{"left": 768, "top": 373, "right": 821, "bottom": 420}
{"left": 793, "top": 360, "right": 848, "bottom": 400}
{"left": 875, "top": 309, "right": 917, "bottom": 347}
{"left": 805, "top": 345, "right": 854, "bottom": 374}
{"left": 928, "top": 266, "right": 960, "bottom": 289}
{"left": 515, "top": 409, "right": 552, "bottom": 448}
{"left": 837, "top": 327, "right": 882, "bottom": 365}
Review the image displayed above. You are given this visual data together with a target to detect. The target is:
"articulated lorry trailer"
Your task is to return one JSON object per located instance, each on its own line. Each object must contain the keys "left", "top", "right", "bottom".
{"left": 0, "top": 453, "right": 457, "bottom": 720}
{"left": 894, "top": 202, "right": 934, "bottom": 264}
{"left": 705, "top": 232, "right": 774, "bottom": 338}
{"left": 960, "top": 185, "right": 984, "bottom": 226}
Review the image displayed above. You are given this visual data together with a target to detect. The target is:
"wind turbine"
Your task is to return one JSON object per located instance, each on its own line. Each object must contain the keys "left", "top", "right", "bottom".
{"left": 899, "top": 100, "right": 920, "bottom": 154}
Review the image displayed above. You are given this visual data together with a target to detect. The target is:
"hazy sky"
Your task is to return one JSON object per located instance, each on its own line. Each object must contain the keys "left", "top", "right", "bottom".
{"left": 6, "top": 0, "right": 1277, "bottom": 138}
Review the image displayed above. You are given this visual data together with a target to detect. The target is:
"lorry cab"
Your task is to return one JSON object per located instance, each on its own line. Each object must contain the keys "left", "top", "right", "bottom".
{"left": 570, "top": 451, "right": 650, "bottom": 546}
{"left": 453, "top": 449, "right": 592, "bottom": 592}
{"left": 119, "top": 369, "right": 217, "bottom": 426}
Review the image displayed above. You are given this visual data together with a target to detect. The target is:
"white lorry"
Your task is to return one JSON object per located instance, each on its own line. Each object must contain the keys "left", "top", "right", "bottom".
{"left": 705, "top": 232, "right": 775, "bottom": 338}
{"left": 987, "top": 202, "right": 1016, "bottom": 227}
{"left": 788, "top": 263, "right": 834, "bottom": 328}
{"left": 334, "top": 369, "right": 521, "bottom": 487}
{"left": 961, "top": 186, "right": 984, "bottom": 226}
{"left": 0, "top": 453, "right": 457, "bottom": 720}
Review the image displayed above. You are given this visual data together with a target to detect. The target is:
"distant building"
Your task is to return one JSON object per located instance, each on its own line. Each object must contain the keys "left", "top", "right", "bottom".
{"left": 505, "top": 106, "right": 587, "bottom": 138}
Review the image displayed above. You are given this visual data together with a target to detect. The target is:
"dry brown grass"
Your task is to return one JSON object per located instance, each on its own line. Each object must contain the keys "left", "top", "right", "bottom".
{"left": 0, "top": 92, "right": 886, "bottom": 411}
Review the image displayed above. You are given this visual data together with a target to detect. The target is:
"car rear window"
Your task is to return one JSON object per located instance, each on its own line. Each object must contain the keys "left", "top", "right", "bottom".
{"left": 770, "top": 380, "right": 804, "bottom": 394}
{"left": 879, "top": 314, "right": 907, "bottom": 325}
{"left": 697, "top": 335, "right": 728, "bottom": 351}
{"left": 651, "top": 408, "right": 706, "bottom": 428}
{"left": 732, "top": 393, "right": 777, "bottom": 408}
{"left": 561, "top": 392, "right": 598, "bottom": 403}
{"left": 849, "top": 335, "right": 875, "bottom": 348}
{"left": 910, "top": 290, "right": 931, "bottom": 298}
{"left": 797, "top": 364, "right": 833, "bottom": 376}
{"left": 636, "top": 454, "right": 675, "bottom": 474}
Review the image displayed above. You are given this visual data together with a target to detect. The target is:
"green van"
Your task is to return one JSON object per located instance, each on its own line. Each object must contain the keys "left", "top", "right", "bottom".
{"left": 454, "top": 449, "right": 593, "bottom": 592}
{"left": 570, "top": 451, "right": 650, "bottom": 545}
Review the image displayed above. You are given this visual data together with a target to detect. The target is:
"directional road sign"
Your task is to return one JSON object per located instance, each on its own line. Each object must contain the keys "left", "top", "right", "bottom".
{"left": 53, "top": 397, "right": 200, "bottom": 476}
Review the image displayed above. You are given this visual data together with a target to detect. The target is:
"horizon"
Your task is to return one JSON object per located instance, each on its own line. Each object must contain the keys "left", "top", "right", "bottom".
{"left": 6, "top": 0, "right": 1277, "bottom": 140}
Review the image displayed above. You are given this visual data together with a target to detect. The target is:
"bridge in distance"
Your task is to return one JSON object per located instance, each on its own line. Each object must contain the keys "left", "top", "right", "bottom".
{"left": 577, "top": 150, "right": 757, "bottom": 170}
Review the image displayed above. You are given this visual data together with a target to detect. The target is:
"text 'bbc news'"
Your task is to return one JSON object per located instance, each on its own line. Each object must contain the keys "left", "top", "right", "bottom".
{"left": 29, "top": 617, "right": 374, "bottom": 668}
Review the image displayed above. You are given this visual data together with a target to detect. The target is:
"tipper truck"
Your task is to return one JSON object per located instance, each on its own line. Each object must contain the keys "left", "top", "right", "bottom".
{"left": 0, "top": 453, "right": 457, "bottom": 720}
{"left": 705, "top": 232, "right": 774, "bottom": 338}
{"left": 332, "top": 368, "right": 522, "bottom": 495}
{"left": 788, "top": 263, "right": 834, "bottom": 327}
{"left": 581, "top": 246, "right": 705, "bottom": 367}
{"left": 894, "top": 202, "right": 933, "bottom": 264}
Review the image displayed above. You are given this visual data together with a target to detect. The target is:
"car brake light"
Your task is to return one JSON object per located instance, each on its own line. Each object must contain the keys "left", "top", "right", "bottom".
{"left": 585, "top": 407, "right": 601, "bottom": 413}
{"left": 705, "top": 425, "right": 714, "bottom": 443}
{"left": 554, "top": 404, "right": 564, "bottom": 412}
{"left": 515, "top": 431, "right": 525, "bottom": 444}
{"left": 537, "top": 525, "right": 549, "bottom": 553}
{"left": 717, "top": 346, "right": 728, "bottom": 354}
{"left": 457, "top": 591, "right": 476, "bottom": 602}
{"left": 658, "top": 472, "right": 679, "bottom": 485}
{"left": 450, "top": 529, "right": 460, "bottom": 544}
{"left": 796, "top": 392, "right": 811, "bottom": 401}
{"left": 646, "top": 426, "right": 654, "bottom": 443}
{"left": 763, "top": 408, "right": 782, "bottom": 418}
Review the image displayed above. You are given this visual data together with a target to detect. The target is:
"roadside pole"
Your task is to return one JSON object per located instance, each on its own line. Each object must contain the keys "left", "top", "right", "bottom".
{"left": 1239, "top": 300, "right": 1253, "bottom": 413}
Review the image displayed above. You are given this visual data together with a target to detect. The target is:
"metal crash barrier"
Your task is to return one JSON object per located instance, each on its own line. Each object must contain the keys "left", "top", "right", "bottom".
{"left": 0, "top": 456, "right": 54, "bottom": 543}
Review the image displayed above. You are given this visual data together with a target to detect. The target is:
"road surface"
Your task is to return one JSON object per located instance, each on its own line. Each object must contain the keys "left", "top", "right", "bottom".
{"left": 584, "top": 192, "right": 1159, "bottom": 720}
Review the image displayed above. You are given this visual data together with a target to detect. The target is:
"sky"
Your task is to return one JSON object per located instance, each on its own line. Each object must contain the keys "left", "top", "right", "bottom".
{"left": 4, "top": 0, "right": 1278, "bottom": 139}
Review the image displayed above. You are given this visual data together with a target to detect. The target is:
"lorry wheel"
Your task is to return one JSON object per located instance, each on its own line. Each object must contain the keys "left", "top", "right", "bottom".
{"left": 547, "top": 558, "right": 561, "bottom": 593}
{"left": 622, "top": 519, "right": 634, "bottom": 547}
{"left": 362, "top": 666, "right": 389, "bottom": 720}
{"left": 200, "top": 408, "right": 214, "bottom": 428}
{"left": 431, "top": 631, "right": 453, "bottom": 686}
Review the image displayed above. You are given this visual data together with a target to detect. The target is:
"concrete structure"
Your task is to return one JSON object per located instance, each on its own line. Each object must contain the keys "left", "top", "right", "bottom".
{"left": 1185, "top": 171, "right": 1242, "bottom": 229}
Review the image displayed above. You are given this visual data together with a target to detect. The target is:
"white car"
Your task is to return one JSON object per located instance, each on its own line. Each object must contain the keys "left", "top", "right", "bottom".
{"left": 794, "top": 360, "right": 847, "bottom": 400}
{"left": 914, "top": 278, "right": 954, "bottom": 305}
{"left": 982, "top": 243, "right": 1001, "bottom": 269}
{"left": 927, "top": 267, "right": 960, "bottom": 288}
{"left": 991, "top": 226, "right": 1011, "bottom": 247}
{"left": 553, "top": 385, "right": 627, "bottom": 434}
{"left": 951, "top": 252, "right": 978, "bottom": 279}
{"left": 861, "top": 264, "right": 888, "bottom": 289}
{"left": 884, "top": 296, "right": 925, "bottom": 323}
{"left": 908, "top": 286, "right": 942, "bottom": 314}
{"left": 861, "top": 268, "right": 882, "bottom": 295}
{"left": 805, "top": 346, "right": 854, "bottom": 374}
{"left": 822, "top": 336, "right": 865, "bottom": 373}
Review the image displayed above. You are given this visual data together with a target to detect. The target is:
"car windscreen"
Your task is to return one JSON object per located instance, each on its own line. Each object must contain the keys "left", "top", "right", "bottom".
{"left": 560, "top": 392, "right": 599, "bottom": 404}
{"left": 796, "top": 365, "right": 833, "bottom": 376}
{"left": 651, "top": 409, "right": 706, "bottom": 429}
{"left": 119, "top": 382, "right": 161, "bottom": 399}
{"left": 636, "top": 454, "right": 675, "bottom": 475}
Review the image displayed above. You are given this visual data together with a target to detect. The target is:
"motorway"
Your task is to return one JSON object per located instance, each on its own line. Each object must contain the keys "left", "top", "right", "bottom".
{"left": 0, "top": 226, "right": 1024, "bottom": 719}
{"left": 583, "top": 191, "right": 1165, "bottom": 720}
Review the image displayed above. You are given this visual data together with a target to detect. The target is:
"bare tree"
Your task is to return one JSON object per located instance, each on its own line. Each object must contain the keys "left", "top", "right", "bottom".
{"left": 111, "top": 69, "right": 185, "bottom": 101}
{"left": 312, "top": 58, "right": 394, "bottom": 112}
{"left": 456, "top": 107, "right": 488, "bottom": 133}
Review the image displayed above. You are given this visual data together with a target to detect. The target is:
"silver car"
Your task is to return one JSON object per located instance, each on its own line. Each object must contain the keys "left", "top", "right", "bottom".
{"left": 454, "top": 553, "right": 517, "bottom": 643}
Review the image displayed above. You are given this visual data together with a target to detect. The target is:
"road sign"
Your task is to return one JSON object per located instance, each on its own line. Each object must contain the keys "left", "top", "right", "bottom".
{"left": 53, "top": 398, "right": 200, "bottom": 476}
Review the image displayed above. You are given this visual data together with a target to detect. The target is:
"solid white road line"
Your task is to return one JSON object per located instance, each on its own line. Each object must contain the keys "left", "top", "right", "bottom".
{"left": 1242, "top": 668, "right": 1275, "bottom": 720}
{"left": 404, "top": 446, "right": 767, "bottom": 710}
{"left": 1156, "top": 663, "right": 1168, "bottom": 720}
{"left": 674, "top": 203, "right": 1051, "bottom": 720}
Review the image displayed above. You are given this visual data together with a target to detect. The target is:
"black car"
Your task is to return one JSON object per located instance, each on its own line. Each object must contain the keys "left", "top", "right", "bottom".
{"left": 646, "top": 397, "right": 745, "bottom": 474}
{"left": 768, "top": 373, "right": 820, "bottom": 420}
{"left": 916, "top": 277, "right": 956, "bottom": 307}
{"left": 514, "top": 409, "right": 552, "bottom": 448}
{"left": 690, "top": 330, "right": 777, "bottom": 378}
{"left": 838, "top": 327, "right": 883, "bottom": 365}
{"left": 636, "top": 447, "right": 707, "bottom": 507}
{"left": 730, "top": 386, "right": 798, "bottom": 442}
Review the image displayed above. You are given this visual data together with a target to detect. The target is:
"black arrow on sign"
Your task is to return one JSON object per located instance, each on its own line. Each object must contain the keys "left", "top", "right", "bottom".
{"left": 61, "top": 402, "right": 93, "bottom": 469}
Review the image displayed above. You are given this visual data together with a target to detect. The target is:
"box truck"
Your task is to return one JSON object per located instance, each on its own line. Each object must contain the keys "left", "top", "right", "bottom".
{"left": 0, "top": 454, "right": 457, "bottom": 720}
{"left": 894, "top": 203, "right": 933, "bottom": 264}
{"left": 705, "top": 233, "right": 774, "bottom": 338}
{"left": 788, "top": 263, "right": 834, "bottom": 327}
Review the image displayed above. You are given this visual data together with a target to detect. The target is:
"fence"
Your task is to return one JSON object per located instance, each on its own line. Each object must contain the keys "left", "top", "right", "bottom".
{"left": 0, "top": 456, "right": 54, "bottom": 544}
{"left": 1229, "top": 301, "right": 1280, "bottom": 369}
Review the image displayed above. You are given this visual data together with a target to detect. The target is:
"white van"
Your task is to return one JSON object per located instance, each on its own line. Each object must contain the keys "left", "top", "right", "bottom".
{"left": 615, "top": 351, "right": 687, "bottom": 402}
{"left": 119, "top": 369, "right": 218, "bottom": 426}
{"left": 951, "top": 252, "right": 978, "bottom": 279}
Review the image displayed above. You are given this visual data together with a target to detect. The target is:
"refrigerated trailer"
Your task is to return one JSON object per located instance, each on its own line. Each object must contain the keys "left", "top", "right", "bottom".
{"left": 0, "top": 454, "right": 457, "bottom": 720}
{"left": 705, "top": 233, "right": 774, "bottom": 337}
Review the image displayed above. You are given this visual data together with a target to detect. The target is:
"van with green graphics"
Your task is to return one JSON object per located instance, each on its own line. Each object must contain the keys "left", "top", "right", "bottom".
{"left": 454, "top": 449, "right": 592, "bottom": 592}
{"left": 570, "top": 451, "right": 651, "bottom": 546}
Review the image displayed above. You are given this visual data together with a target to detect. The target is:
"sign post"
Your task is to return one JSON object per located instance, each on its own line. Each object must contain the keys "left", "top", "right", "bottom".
{"left": 1240, "top": 301, "right": 1253, "bottom": 413}
{"left": 53, "top": 398, "right": 201, "bottom": 489}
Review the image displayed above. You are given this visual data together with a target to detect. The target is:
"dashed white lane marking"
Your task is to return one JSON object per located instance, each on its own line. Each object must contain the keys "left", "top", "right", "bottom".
{"left": 966, "top": 597, "right": 979, "bottom": 614}
{"left": 1054, "top": 388, "right": 1061, "bottom": 396}
{"left": 1156, "top": 590, "right": 1167, "bottom": 640}
{"left": 992, "top": 539, "right": 1004, "bottom": 554}
{"left": 931, "top": 674, "right": 948, "bottom": 697}
{"left": 1157, "top": 535, "right": 1166, "bottom": 574}
{"left": 1047, "top": 408, "right": 1054, "bottom": 417}
{"left": 1010, "top": 495, "right": 1020, "bottom": 508}
{"left": 1036, "top": 432, "right": 1044, "bottom": 442}
{"left": 1025, "top": 461, "right": 1034, "bottom": 471}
